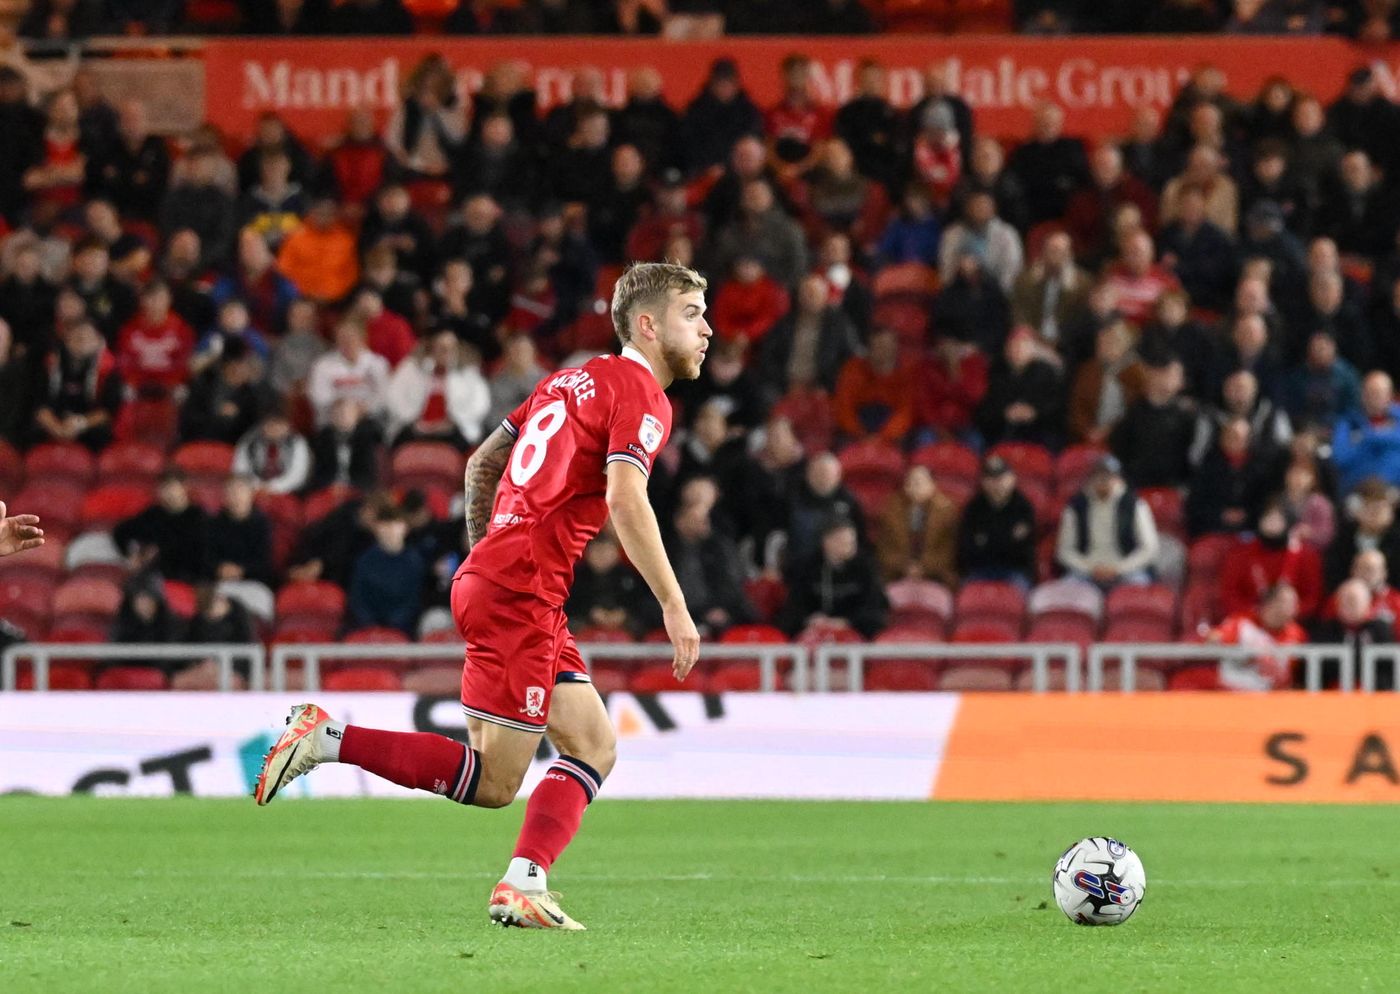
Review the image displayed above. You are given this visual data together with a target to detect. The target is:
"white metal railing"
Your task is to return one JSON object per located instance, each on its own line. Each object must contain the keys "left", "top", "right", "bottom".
{"left": 812, "top": 642, "right": 1082, "bottom": 692}
{"left": 1087, "top": 643, "right": 1354, "bottom": 692}
{"left": 269, "top": 641, "right": 806, "bottom": 693}
{"left": 1, "top": 643, "right": 265, "bottom": 692}
{"left": 1358, "top": 644, "right": 1400, "bottom": 693}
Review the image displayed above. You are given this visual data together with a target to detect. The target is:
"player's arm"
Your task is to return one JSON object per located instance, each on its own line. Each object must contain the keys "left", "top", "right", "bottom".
{"left": 605, "top": 461, "right": 701, "bottom": 680}
{"left": 463, "top": 425, "right": 517, "bottom": 552}
{"left": 0, "top": 501, "right": 43, "bottom": 557}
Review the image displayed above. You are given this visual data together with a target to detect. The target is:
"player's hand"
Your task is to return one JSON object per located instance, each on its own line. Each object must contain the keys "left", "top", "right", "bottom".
{"left": 663, "top": 600, "right": 701, "bottom": 681}
{"left": 0, "top": 501, "right": 43, "bottom": 558}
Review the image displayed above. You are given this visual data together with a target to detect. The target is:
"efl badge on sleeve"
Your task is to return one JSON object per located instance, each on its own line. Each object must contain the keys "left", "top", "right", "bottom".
{"left": 639, "top": 414, "right": 664, "bottom": 454}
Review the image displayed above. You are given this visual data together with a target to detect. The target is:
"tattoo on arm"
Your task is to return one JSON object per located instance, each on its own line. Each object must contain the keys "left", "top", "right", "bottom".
{"left": 464, "top": 427, "right": 515, "bottom": 551}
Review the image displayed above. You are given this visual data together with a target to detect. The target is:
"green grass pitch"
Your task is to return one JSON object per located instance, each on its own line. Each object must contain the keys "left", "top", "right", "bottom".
{"left": 3, "top": 797, "right": 1398, "bottom": 994}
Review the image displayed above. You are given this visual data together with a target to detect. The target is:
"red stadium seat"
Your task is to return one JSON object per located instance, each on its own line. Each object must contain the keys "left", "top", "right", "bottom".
{"left": 719, "top": 623, "right": 787, "bottom": 645}
{"left": 390, "top": 442, "right": 466, "bottom": 494}
{"left": 1167, "top": 665, "right": 1223, "bottom": 691}
{"left": 1139, "top": 487, "right": 1185, "bottom": 539}
{"left": 323, "top": 668, "right": 403, "bottom": 691}
{"left": 627, "top": 664, "right": 692, "bottom": 694}
{"left": 52, "top": 576, "right": 122, "bottom": 623}
{"left": 839, "top": 439, "right": 906, "bottom": 518}
{"left": 575, "top": 626, "right": 634, "bottom": 644}
{"left": 1102, "top": 617, "right": 1176, "bottom": 648}
{"left": 117, "top": 398, "right": 180, "bottom": 449}
{"left": 11, "top": 480, "right": 85, "bottom": 534}
{"left": 708, "top": 663, "right": 763, "bottom": 692}
{"left": 0, "top": 537, "right": 66, "bottom": 586}
{"left": 16, "top": 663, "right": 94, "bottom": 691}
{"left": 79, "top": 484, "right": 153, "bottom": 532}
{"left": 1106, "top": 584, "right": 1177, "bottom": 626}
{"left": 272, "top": 622, "right": 338, "bottom": 645}
{"left": 741, "top": 576, "right": 787, "bottom": 622}
{"left": 886, "top": 579, "right": 954, "bottom": 627}
{"left": 870, "top": 298, "right": 930, "bottom": 350}
{"left": 938, "top": 666, "right": 1013, "bottom": 692}
{"left": 989, "top": 442, "right": 1054, "bottom": 488}
{"left": 336, "top": 627, "right": 412, "bottom": 672}
{"left": 1055, "top": 444, "right": 1108, "bottom": 501}
{"left": 955, "top": 581, "right": 1026, "bottom": 627}
{"left": 421, "top": 627, "right": 463, "bottom": 645}
{"left": 164, "top": 581, "right": 198, "bottom": 619}
{"left": 0, "top": 574, "right": 56, "bottom": 635}
{"left": 872, "top": 261, "right": 940, "bottom": 299}
{"left": 1027, "top": 613, "right": 1098, "bottom": 649}
{"left": 865, "top": 660, "right": 940, "bottom": 691}
{"left": 255, "top": 492, "right": 304, "bottom": 528}
{"left": 1028, "top": 578, "right": 1102, "bottom": 622}
{"left": 172, "top": 441, "right": 235, "bottom": 480}
{"left": 275, "top": 581, "right": 347, "bottom": 626}
{"left": 589, "top": 665, "right": 630, "bottom": 696}
{"left": 909, "top": 442, "right": 979, "bottom": 487}
{"left": 97, "top": 442, "right": 166, "bottom": 488}
{"left": 0, "top": 440, "right": 22, "bottom": 492}
{"left": 401, "top": 667, "right": 462, "bottom": 695}
{"left": 303, "top": 485, "right": 358, "bottom": 525}
{"left": 96, "top": 666, "right": 169, "bottom": 691}
{"left": 1187, "top": 534, "right": 1236, "bottom": 585}
{"left": 1178, "top": 581, "right": 1222, "bottom": 637}
{"left": 25, "top": 442, "right": 95, "bottom": 488}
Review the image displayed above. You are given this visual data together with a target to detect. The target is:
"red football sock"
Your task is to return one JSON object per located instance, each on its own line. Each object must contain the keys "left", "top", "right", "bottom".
{"left": 340, "top": 725, "right": 481, "bottom": 804}
{"left": 512, "top": 756, "right": 603, "bottom": 870}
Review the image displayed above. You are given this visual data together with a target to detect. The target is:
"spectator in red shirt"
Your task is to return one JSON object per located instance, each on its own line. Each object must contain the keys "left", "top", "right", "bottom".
{"left": 834, "top": 326, "right": 917, "bottom": 445}
{"left": 325, "top": 108, "right": 389, "bottom": 214}
{"left": 1102, "top": 229, "right": 1182, "bottom": 326}
{"left": 765, "top": 53, "right": 831, "bottom": 180}
{"left": 711, "top": 256, "right": 790, "bottom": 349}
{"left": 626, "top": 168, "right": 706, "bottom": 264}
{"left": 117, "top": 281, "right": 194, "bottom": 397}
{"left": 1220, "top": 500, "right": 1325, "bottom": 619}
{"left": 348, "top": 286, "right": 415, "bottom": 368}
{"left": 917, "top": 335, "right": 989, "bottom": 442}
{"left": 1063, "top": 141, "right": 1158, "bottom": 267}
{"left": 1189, "top": 582, "right": 1307, "bottom": 691}
{"left": 911, "top": 102, "right": 962, "bottom": 211}
{"left": 1348, "top": 548, "right": 1400, "bottom": 636}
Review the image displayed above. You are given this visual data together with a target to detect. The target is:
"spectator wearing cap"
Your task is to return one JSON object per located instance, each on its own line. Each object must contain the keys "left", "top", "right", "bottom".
{"left": 778, "top": 516, "right": 888, "bottom": 640}
{"left": 348, "top": 503, "right": 425, "bottom": 638}
{"left": 938, "top": 190, "right": 1023, "bottom": 293}
{"left": 833, "top": 327, "right": 916, "bottom": 446}
{"left": 835, "top": 59, "right": 901, "bottom": 192}
{"left": 1220, "top": 498, "right": 1324, "bottom": 618}
{"left": 1157, "top": 187, "right": 1237, "bottom": 314}
{"left": 976, "top": 326, "right": 1063, "bottom": 448}
{"left": 1102, "top": 228, "right": 1181, "bottom": 326}
{"left": 874, "top": 465, "right": 958, "bottom": 585}
{"left": 910, "top": 101, "right": 962, "bottom": 211}
{"left": 307, "top": 321, "right": 389, "bottom": 428}
{"left": 710, "top": 178, "right": 808, "bottom": 290}
{"left": 1186, "top": 416, "right": 1273, "bottom": 538}
{"left": 681, "top": 59, "right": 764, "bottom": 174}
{"left": 876, "top": 184, "right": 941, "bottom": 267}
{"left": 1111, "top": 359, "right": 1197, "bottom": 489}
{"left": 957, "top": 455, "right": 1037, "bottom": 588}
{"left": 1323, "top": 477, "right": 1400, "bottom": 590}
{"left": 760, "top": 273, "right": 860, "bottom": 399}
{"left": 1056, "top": 455, "right": 1160, "bottom": 591}
{"left": 113, "top": 469, "right": 211, "bottom": 584}
{"left": 234, "top": 411, "right": 312, "bottom": 495}
{"left": 1286, "top": 331, "right": 1360, "bottom": 429}
{"left": 1068, "top": 320, "right": 1146, "bottom": 445}
{"left": 1007, "top": 101, "right": 1089, "bottom": 226}
{"left": 711, "top": 256, "right": 790, "bottom": 349}
{"left": 32, "top": 318, "right": 121, "bottom": 451}
{"left": 1333, "top": 371, "right": 1400, "bottom": 493}
{"left": 181, "top": 338, "right": 275, "bottom": 445}
{"left": 626, "top": 168, "right": 706, "bottom": 264}
{"left": 160, "top": 142, "right": 236, "bottom": 270}
{"left": 387, "top": 330, "right": 490, "bottom": 450}
{"left": 277, "top": 197, "right": 359, "bottom": 305}
{"left": 917, "top": 334, "right": 989, "bottom": 445}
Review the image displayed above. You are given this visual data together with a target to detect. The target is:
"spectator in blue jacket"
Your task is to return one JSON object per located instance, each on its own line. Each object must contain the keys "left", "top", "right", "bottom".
{"left": 876, "top": 184, "right": 941, "bottom": 267}
{"left": 1286, "top": 331, "right": 1360, "bottom": 430}
{"left": 1333, "top": 371, "right": 1400, "bottom": 494}
{"left": 348, "top": 505, "right": 426, "bottom": 636}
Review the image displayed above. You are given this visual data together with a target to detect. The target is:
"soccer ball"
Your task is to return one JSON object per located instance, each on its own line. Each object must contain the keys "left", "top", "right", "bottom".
{"left": 1052, "top": 836, "right": 1147, "bottom": 926}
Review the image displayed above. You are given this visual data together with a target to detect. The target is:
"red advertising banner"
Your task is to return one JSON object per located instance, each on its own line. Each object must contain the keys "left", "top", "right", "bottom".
{"left": 204, "top": 35, "right": 1400, "bottom": 145}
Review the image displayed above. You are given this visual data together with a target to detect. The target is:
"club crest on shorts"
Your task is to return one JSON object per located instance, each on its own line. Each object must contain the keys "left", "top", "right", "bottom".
{"left": 638, "top": 414, "right": 664, "bottom": 454}
{"left": 521, "top": 686, "right": 546, "bottom": 718}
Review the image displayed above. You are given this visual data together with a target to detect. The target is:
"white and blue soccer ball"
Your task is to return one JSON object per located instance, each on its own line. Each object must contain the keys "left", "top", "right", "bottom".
{"left": 1052, "top": 837, "right": 1147, "bottom": 926}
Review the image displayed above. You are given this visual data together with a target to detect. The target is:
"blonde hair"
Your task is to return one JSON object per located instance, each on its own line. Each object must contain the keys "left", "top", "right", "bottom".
{"left": 609, "top": 262, "right": 707, "bottom": 344}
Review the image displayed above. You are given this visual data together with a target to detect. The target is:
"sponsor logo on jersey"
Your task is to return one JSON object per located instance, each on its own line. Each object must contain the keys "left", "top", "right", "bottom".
{"left": 639, "top": 414, "right": 664, "bottom": 454}
{"left": 522, "top": 686, "right": 546, "bottom": 718}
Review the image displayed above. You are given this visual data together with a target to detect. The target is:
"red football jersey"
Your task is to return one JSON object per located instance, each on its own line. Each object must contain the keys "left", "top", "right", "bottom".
{"left": 463, "top": 347, "right": 672, "bottom": 605}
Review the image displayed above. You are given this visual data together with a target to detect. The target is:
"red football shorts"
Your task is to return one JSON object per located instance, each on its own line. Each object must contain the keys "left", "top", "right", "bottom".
{"left": 451, "top": 570, "right": 589, "bottom": 733}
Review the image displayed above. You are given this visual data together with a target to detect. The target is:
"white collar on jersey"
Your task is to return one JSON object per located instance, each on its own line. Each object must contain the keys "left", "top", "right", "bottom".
{"left": 620, "top": 345, "right": 654, "bottom": 375}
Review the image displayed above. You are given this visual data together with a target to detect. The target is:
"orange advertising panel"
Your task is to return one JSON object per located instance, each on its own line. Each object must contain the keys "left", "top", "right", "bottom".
{"left": 204, "top": 36, "right": 1400, "bottom": 144}
{"left": 936, "top": 694, "right": 1400, "bottom": 803}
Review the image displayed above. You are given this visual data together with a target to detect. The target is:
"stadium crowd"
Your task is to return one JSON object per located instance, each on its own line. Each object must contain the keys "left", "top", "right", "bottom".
{"left": 11, "top": 1, "right": 1400, "bottom": 41}
{"left": 4, "top": 34, "right": 1400, "bottom": 691}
